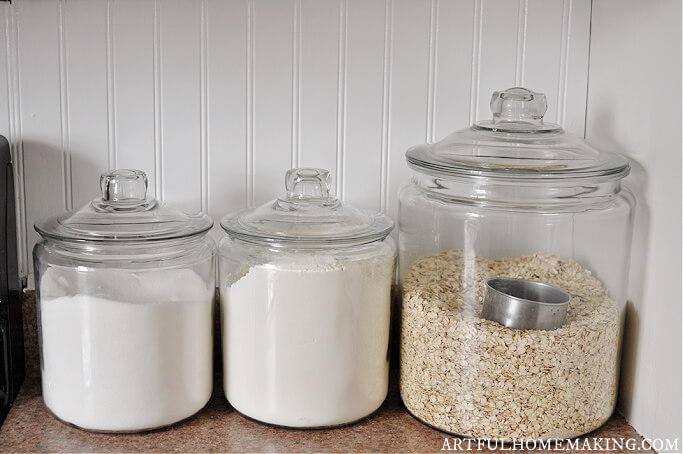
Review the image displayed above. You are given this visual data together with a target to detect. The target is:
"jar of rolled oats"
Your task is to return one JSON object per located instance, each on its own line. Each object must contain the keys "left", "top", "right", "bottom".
{"left": 398, "top": 87, "right": 634, "bottom": 440}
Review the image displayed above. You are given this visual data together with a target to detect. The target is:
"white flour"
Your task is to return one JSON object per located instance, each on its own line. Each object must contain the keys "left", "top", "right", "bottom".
{"left": 222, "top": 253, "right": 394, "bottom": 427}
{"left": 39, "top": 266, "right": 214, "bottom": 432}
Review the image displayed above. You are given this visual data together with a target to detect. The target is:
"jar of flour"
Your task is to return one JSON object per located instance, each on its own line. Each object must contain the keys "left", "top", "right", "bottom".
{"left": 219, "top": 168, "right": 395, "bottom": 428}
{"left": 33, "top": 169, "right": 216, "bottom": 432}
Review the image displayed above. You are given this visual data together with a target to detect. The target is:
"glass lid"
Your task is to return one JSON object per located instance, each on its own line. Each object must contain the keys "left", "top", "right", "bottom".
{"left": 35, "top": 169, "right": 213, "bottom": 243}
{"left": 406, "top": 87, "right": 630, "bottom": 181}
{"left": 221, "top": 168, "right": 394, "bottom": 246}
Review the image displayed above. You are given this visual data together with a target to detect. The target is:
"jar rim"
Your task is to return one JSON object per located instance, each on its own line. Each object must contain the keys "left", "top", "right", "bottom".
{"left": 406, "top": 152, "right": 631, "bottom": 183}
{"left": 404, "top": 171, "right": 632, "bottom": 211}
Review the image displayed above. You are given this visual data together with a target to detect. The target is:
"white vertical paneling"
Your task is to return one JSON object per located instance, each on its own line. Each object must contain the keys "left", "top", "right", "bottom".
{"left": 159, "top": 0, "right": 202, "bottom": 213}
{"left": 57, "top": 2, "right": 71, "bottom": 211}
{"left": 200, "top": 0, "right": 208, "bottom": 215}
{"left": 343, "top": 0, "right": 385, "bottom": 210}
{"left": 298, "top": 0, "right": 340, "bottom": 186}
{"left": 63, "top": 0, "right": 109, "bottom": 208}
{"left": 2, "top": 4, "right": 28, "bottom": 276}
{"left": 252, "top": 0, "right": 294, "bottom": 205}
{"left": 523, "top": 0, "right": 564, "bottom": 124}
{"left": 425, "top": 0, "right": 437, "bottom": 144}
{"left": 433, "top": 0, "right": 475, "bottom": 140}
{"left": 290, "top": 0, "right": 301, "bottom": 170}
{"left": 5, "top": 0, "right": 593, "bottom": 278}
{"left": 379, "top": 0, "right": 393, "bottom": 214}
{"left": 335, "top": 0, "right": 348, "bottom": 199}
{"left": 385, "top": 0, "right": 431, "bottom": 222}
{"left": 0, "top": 6, "right": 10, "bottom": 167}
{"left": 514, "top": 0, "right": 527, "bottom": 87}
{"left": 554, "top": 0, "right": 570, "bottom": 127}
{"left": 476, "top": 0, "right": 521, "bottom": 122}
{"left": 105, "top": 0, "right": 115, "bottom": 171}
{"left": 0, "top": 6, "right": 10, "bottom": 147}
{"left": 153, "top": 0, "right": 162, "bottom": 199}
{"left": 16, "top": 0, "right": 63, "bottom": 266}
{"left": 468, "top": 0, "right": 483, "bottom": 125}
{"left": 111, "top": 0, "right": 157, "bottom": 196}
{"left": 206, "top": 0, "right": 247, "bottom": 229}
{"left": 563, "top": 0, "right": 590, "bottom": 136}
{"left": 245, "top": 0, "right": 254, "bottom": 207}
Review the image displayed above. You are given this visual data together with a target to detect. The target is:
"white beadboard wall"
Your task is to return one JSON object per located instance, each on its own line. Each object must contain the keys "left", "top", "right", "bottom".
{"left": 0, "top": 0, "right": 591, "bottom": 277}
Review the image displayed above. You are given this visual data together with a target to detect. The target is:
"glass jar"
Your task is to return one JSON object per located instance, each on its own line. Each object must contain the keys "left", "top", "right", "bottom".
{"left": 33, "top": 169, "right": 216, "bottom": 432}
{"left": 398, "top": 88, "right": 634, "bottom": 440}
{"left": 220, "top": 168, "right": 395, "bottom": 428}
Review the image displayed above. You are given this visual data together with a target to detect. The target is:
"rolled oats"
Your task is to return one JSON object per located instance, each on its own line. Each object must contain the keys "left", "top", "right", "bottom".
{"left": 400, "top": 249, "right": 620, "bottom": 440}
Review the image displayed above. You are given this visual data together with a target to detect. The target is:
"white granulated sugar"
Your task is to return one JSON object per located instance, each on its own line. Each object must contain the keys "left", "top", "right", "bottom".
{"left": 400, "top": 249, "right": 620, "bottom": 441}
{"left": 222, "top": 252, "right": 394, "bottom": 428}
{"left": 39, "top": 266, "right": 214, "bottom": 432}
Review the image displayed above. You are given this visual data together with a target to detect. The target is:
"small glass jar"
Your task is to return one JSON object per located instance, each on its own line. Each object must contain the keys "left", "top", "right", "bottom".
{"left": 220, "top": 168, "right": 396, "bottom": 428}
{"left": 398, "top": 88, "right": 634, "bottom": 440}
{"left": 33, "top": 169, "right": 216, "bottom": 432}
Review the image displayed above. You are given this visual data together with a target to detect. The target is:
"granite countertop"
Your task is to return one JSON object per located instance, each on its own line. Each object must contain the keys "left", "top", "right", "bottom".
{"left": 0, "top": 375, "right": 649, "bottom": 453}
{"left": 0, "top": 292, "right": 652, "bottom": 453}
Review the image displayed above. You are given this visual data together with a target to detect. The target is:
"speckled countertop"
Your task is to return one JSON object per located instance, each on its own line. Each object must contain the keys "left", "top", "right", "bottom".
{"left": 0, "top": 292, "right": 652, "bottom": 453}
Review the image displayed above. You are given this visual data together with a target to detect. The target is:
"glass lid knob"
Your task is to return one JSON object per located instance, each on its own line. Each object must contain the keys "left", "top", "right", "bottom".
{"left": 96, "top": 169, "right": 155, "bottom": 211}
{"left": 490, "top": 87, "right": 547, "bottom": 126}
{"left": 285, "top": 168, "right": 331, "bottom": 200}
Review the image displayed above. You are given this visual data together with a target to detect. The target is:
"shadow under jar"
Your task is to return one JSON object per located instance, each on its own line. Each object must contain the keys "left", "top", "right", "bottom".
{"left": 398, "top": 88, "right": 635, "bottom": 440}
{"left": 219, "top": 168, "right": 396, "bottom": 428}
{"left": 33, "top": 169, "right": 216, "bottom": 433}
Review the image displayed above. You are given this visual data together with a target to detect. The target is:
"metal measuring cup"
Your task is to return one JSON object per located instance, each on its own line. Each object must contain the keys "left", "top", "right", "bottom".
{"left": 481, "top": 277, "right": 571, "bottom": 330}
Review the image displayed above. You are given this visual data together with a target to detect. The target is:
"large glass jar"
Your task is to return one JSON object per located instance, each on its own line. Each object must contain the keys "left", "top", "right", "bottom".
{"left": 398, "top": 88, "right": 634, "bottom": 440}
{"left": 220, "top": 168, "right": 396, "bottom": 428}
{"left": 33, "top": 169, "right": 216, "bottom": 432}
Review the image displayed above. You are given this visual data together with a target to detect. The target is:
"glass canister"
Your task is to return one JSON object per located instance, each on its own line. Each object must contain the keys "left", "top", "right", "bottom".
{"left": 220, "top": 168, "right": 395, "bottom": 428}
{"left": 398, "top": 88, "right": 634, "bottom": 440}
{"left": 33, "top": 169, "right": 216, "bottom": 432}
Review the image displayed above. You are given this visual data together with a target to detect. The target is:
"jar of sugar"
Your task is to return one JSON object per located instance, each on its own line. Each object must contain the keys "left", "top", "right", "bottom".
{"left": 33, "top": 169, "right": 216, "bottom": 432}
{"left": 219, "top": 168, "right": 396, "bottom": 428}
